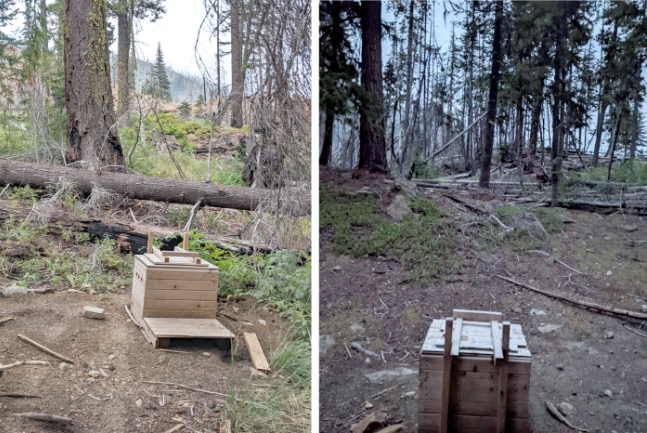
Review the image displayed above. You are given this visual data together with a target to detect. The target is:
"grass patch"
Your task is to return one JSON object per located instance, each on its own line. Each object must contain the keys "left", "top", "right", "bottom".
{"left": 0, "top": 219, "right": 131, "bottom": 291}
{"left": 320, "top": 186, "right": 456, "bottom": 282}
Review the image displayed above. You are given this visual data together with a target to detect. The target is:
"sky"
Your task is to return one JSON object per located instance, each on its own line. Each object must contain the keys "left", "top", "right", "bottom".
{"left": 109, "top": 0, "right": 227, "bottom": 78}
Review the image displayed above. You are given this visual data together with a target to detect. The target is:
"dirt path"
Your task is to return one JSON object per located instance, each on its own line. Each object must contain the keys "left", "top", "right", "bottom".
{"left": 320, "top": 174, "right": 647, "bottom": 433}
{"left": 0, "top": 291, "right": 288, "bottom": 433}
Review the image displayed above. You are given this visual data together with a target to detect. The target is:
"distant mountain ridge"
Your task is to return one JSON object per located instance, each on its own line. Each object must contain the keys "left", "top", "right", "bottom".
{"left": 110, "top": 53, "right": 203, "bottom": 103}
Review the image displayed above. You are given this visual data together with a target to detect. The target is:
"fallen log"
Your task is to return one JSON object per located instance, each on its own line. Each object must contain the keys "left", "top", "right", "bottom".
{"left": 0, "top": 201, "right": 278, "bottom": 255}
{"left": 0, "top": 159, "right": 309, "bottom": 215}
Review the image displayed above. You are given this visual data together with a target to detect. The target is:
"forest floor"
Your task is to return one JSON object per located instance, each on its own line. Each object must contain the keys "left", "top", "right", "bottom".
{"left": 0, "top": 187, "right": 311, "bottom": 433}
{"left": 319, "top": 167, "right": 647, "bottom": 433}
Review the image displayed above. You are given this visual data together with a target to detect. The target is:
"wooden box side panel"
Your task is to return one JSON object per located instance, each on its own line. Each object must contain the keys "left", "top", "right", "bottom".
{"left": 131, "top": 259, "right": 148, "bottom": 324}
{"left": 419, "top": 414, "right": 529, "bottom": 433}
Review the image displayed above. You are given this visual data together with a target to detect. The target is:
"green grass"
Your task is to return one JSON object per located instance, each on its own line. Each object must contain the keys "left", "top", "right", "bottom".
{"left": 575, "top": 160, "right": 647, "bottom": 185}
{"left": 320, "top": 186, "right": 456, "bottom": 282}
{"left": 0, "top": 219, "right": 131, "bottom": 291}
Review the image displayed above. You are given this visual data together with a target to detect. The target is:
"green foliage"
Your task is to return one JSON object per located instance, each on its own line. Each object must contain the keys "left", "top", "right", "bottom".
{"left": 413, "top": 160, "right": 445, "bottom": 179}
{"left": 119, "top": 118, "right": 245, "bottom": 186}
{"left": 185, "top": 232, "right": 311, "bottom": 338}
{"left": 7, "top": 185, "right": 40, "bottom": 203}
{"left": 142, "top": 42, "right": 171, "bottom": 100}
{"left": 320, "top": 187, "right": 455, "bottom": 281}
{"left": 0, "top": 219, "right": 131, "bottom": 292}
{"left": 178, "top": 101, "right": 191, "bottom": 118}
{"left": 576, "top": 160, "right": 647, "bottom": 185}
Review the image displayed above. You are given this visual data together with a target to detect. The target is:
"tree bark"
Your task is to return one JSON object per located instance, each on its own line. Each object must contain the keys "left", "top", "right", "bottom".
{"left": 0, "top": 159, "right": 309, "bottom": 215}
{"left": 230, "top": 0, "right": 243, "bottom": 128}
{"left": 64, "top": 0, "right": 124, "bottom": 170}
{"left": 358, "top": 0, "right": 387, "bottom": 173}
{"left": 478, "top": 0, "right": 503, "bottom": 188}
{"left": 528, "top": 97, "right": 542, "bottom": 157}
{"left": 117, "top": 0, "right": 130, "bottom": 118}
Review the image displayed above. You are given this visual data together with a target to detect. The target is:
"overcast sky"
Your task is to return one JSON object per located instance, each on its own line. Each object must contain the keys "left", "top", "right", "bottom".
{"left": 110, "top": 0, "right": 226, "bottom": 79}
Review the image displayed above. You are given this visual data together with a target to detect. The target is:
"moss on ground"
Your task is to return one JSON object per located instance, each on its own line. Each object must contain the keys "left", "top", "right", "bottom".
{"left": 320, "top": 186, "right": 456, "bottom": 282}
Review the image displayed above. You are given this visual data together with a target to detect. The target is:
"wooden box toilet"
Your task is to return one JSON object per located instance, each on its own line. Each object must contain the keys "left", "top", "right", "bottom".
{"left": 418, "top": 309, "right": 531, "bottom": 433}
{"left": 129, "top": 233, "right": 234, "bottom": 349}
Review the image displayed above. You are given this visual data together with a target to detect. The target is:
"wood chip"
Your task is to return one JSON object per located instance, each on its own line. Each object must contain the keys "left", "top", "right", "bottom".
{"left": 162, "top": 423, "right": 184, "bottom": 433}
{"left": 546, "top": 401, "right": 588, "bottom": 432}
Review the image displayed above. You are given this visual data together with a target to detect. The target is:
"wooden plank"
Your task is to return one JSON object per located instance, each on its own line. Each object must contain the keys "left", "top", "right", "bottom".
{"left": 419, "top": 414, "right": 529, "bottom": 433}
{"left": 145, "top": 279, "right": 217, "bottom": 291}
{"left": 453, "top": 309, "right": 503, "bottom": 322}
{"left": 153, "top": 246, "right": 199, "bottom": 258}
{"left": 243, "top": 332, "right": 270, "bottom": 372}
{"left": 440, "top": 319, "right": 453, "bottom": 433}
{"left": 145, "top": 253, "right": 208, "bottom": 267}
{"left": 146, "top": 268, "right": 219, "bottom": 281}
{"left": 143, "top": 309, "right": 219, "bottom": 319}
{"left": 450, "top": 318, "right": 462, "bottom": 357}
{"left": 146, "top": 289, "right": 219, "bottom": 301}
{"left": 502, "top": 322, "right": 511, "bottom": 356}
{"left": 144, "top": 299, "right": 217, "bottom": 311}
{"left": 496, "top": 363, "right": 509, "bottom": 433}
{"left": 145, "top": 317, "right": 234, "bottom": 339}
{"left": 491, "top": 321, "right": 503, "bottom": 360}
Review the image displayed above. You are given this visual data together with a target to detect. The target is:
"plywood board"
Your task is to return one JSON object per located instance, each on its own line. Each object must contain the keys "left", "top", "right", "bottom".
{"left": 145, "top": 280, "right": 217, "bottom": 291}
{"left": 243, "top": 332, "right": 270, "bottom": 372}
{"left": 146, "top": 289, "right": 218, "bottom": 301}
{"left": 453, "top": 309, "right": 503, "bottom": 322}
{"left": 144, "top": 317, "right": 234, "bottom": 339}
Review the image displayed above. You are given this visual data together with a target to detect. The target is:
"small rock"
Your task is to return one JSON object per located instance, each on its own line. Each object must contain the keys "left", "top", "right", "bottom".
{"left": 108, "top": 354, "right": 116, "bottom": 361}
{"left": 82, "top": 306, "right": 105, "bottom": 320}
{"left": 319, "top": 335, "right": 336, "bottom": 355}
{"left": 373, "top": 266, "right": 388, "bottom": 274}
{"left": 621, "top": 224, "right": 638, "bottom": 233}
{"left": 202, "top": 352, "right": 211, "bottom": 357}
{"left": 350, "top": 323, "right": 365, "bottom": 335}
{"left": 606, "top": 270, "right": 613, "bottom": 276}
{"left": 603, "top": 389, "right": 613, "bottom": 397}
{"left": 332, "top": 265, "right": 341, "bottom": 272}
{"left": 530, "top": 308, "right": 546, "bottom": 316}
{"left": 557, "top": 402, "right": 575, "bottom": 416}
{"left": 364, "top": 401, "right": 373, "bottom": 409}
{"left": 640, "top": 304, "right": 647, "bottom": 313}
{"left": 511, "top": 307, "right": 522, "bottom": 314}
{"left": 88, "top": 370, "right": 101, "bottom": 378}
{"left": 556, "top": 365, "right": 565, "bottom": 371}
{"left": 401, "top": 391, "right": 416, "bottom": 399}
{"left": 537, "top": 324, "right": 562, "bottom": 334}
{"left": 365, "top": 357, "right": 372, "bottom": 365}
{"left": 605, "top": 331, "right": 614, "bottom": 339}
{"left": 135, "top": 398, "right": 143, "bottom": 408}
{"left": 258, "top": 319, "right": 267, "bottom": 326}
{"left": 386, "top": 194, "right": 413, "bottom": 222}
{"left": 59, "top": 362, "right": 72, "bottom": 371}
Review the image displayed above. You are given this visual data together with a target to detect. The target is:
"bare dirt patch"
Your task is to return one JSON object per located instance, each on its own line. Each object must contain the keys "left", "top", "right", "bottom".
{"left": 319, "top": 170, "right": 647, "bottom": 433}
{"left": 0, "top": 291, "right": 290, "bottom": 433}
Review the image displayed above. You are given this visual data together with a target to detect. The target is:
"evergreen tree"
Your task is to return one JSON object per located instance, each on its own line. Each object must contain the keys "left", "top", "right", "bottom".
{"left": 143, "top": 42, "right": 171, "bottom": 100}
{"left": 178, "top": 101, "right": 191, "bottom": 118}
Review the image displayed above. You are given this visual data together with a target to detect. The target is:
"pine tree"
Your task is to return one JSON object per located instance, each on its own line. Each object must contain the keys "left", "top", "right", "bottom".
{"left": 143, "top": 43, "right": 171, "bottom": 100}
{"left": 178, "top": 101, "right": 191, "bottom": 118}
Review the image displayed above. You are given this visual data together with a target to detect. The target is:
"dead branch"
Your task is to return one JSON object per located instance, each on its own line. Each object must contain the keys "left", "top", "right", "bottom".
{"left": 0, "top": 393, "right": 41, "bottom": 398}
{"left": 183, "top": 199, "right": 204, "bottom": 232}
{"left": 140, "top": 380, "right": 226, "bottom": 398}
{"left": 545, "top": 401, "right": 588, "bottom": 432}
{"left": 14, "top": 412, "right": 73, "bottom": 424}
{"left": 496, "top": 275, "right": 647, "bottom": 320}
{"left": 17, "top": 334, "right": 75, "bottom": 364}
{"left": 0, "top": 316, "right": 14, "bottom": 326}
{"left": 527, "top": 250, "right": 585, "bottom": 274}
{"left": 163, "top": 423, "right": 185, "bottom": 433}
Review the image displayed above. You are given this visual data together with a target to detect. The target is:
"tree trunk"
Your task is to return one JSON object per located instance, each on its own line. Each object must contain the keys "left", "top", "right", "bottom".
{"left": 230, "top": 0, "right": 243, "bottom": 128}
{"left": 528, "top": 97, "right": 542, "bottom": 157}
{"left": 358, "top": 0, "right": 387, "bottom": 173}
{"left": 117, "top": 0, "right": 130, "bottom": 119}
{"left": 478, "top": 0, "right": 503, "bottom": 188}
{"left": 607, "top": 109, "right": 623, "bottom": 181}
{"left": 592, "top": 96, "right": 608, "bottom": 167}
{"left": 0, "top": 159, "right": 309, "bottom": 215}
{"left": 64, "top": 0, "right": 124, "bottom": 170}
{"left": 320, "top": 107, "right": 334, "bottom": 166}
{"left": 550, "top": 6, "right": 566, "bottom": 207}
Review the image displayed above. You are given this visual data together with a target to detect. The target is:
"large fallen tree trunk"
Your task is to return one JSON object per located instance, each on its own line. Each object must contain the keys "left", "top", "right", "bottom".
{"left": 0, "top": 159, "right": 309, "bottom": 216}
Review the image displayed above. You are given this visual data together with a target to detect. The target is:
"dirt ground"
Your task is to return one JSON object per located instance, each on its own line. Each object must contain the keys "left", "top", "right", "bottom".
{"left": 0, "top": 291, "right": 288, "bottom": 433}
{"left": 319, "top": 170, "right": 647, "bottom": 433}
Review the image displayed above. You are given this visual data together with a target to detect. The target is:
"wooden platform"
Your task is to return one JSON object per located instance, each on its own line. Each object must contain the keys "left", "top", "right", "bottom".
{"left": 141, "top": 317, "right": 235, "bottom": 349}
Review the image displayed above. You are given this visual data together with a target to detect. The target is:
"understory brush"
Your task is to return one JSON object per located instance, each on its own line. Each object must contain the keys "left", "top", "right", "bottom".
{"left": 576, "top": 160, "right": 647, "bottom": 185}
{"left": 320, "top": 186, "right": 456, "bottom": 281}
